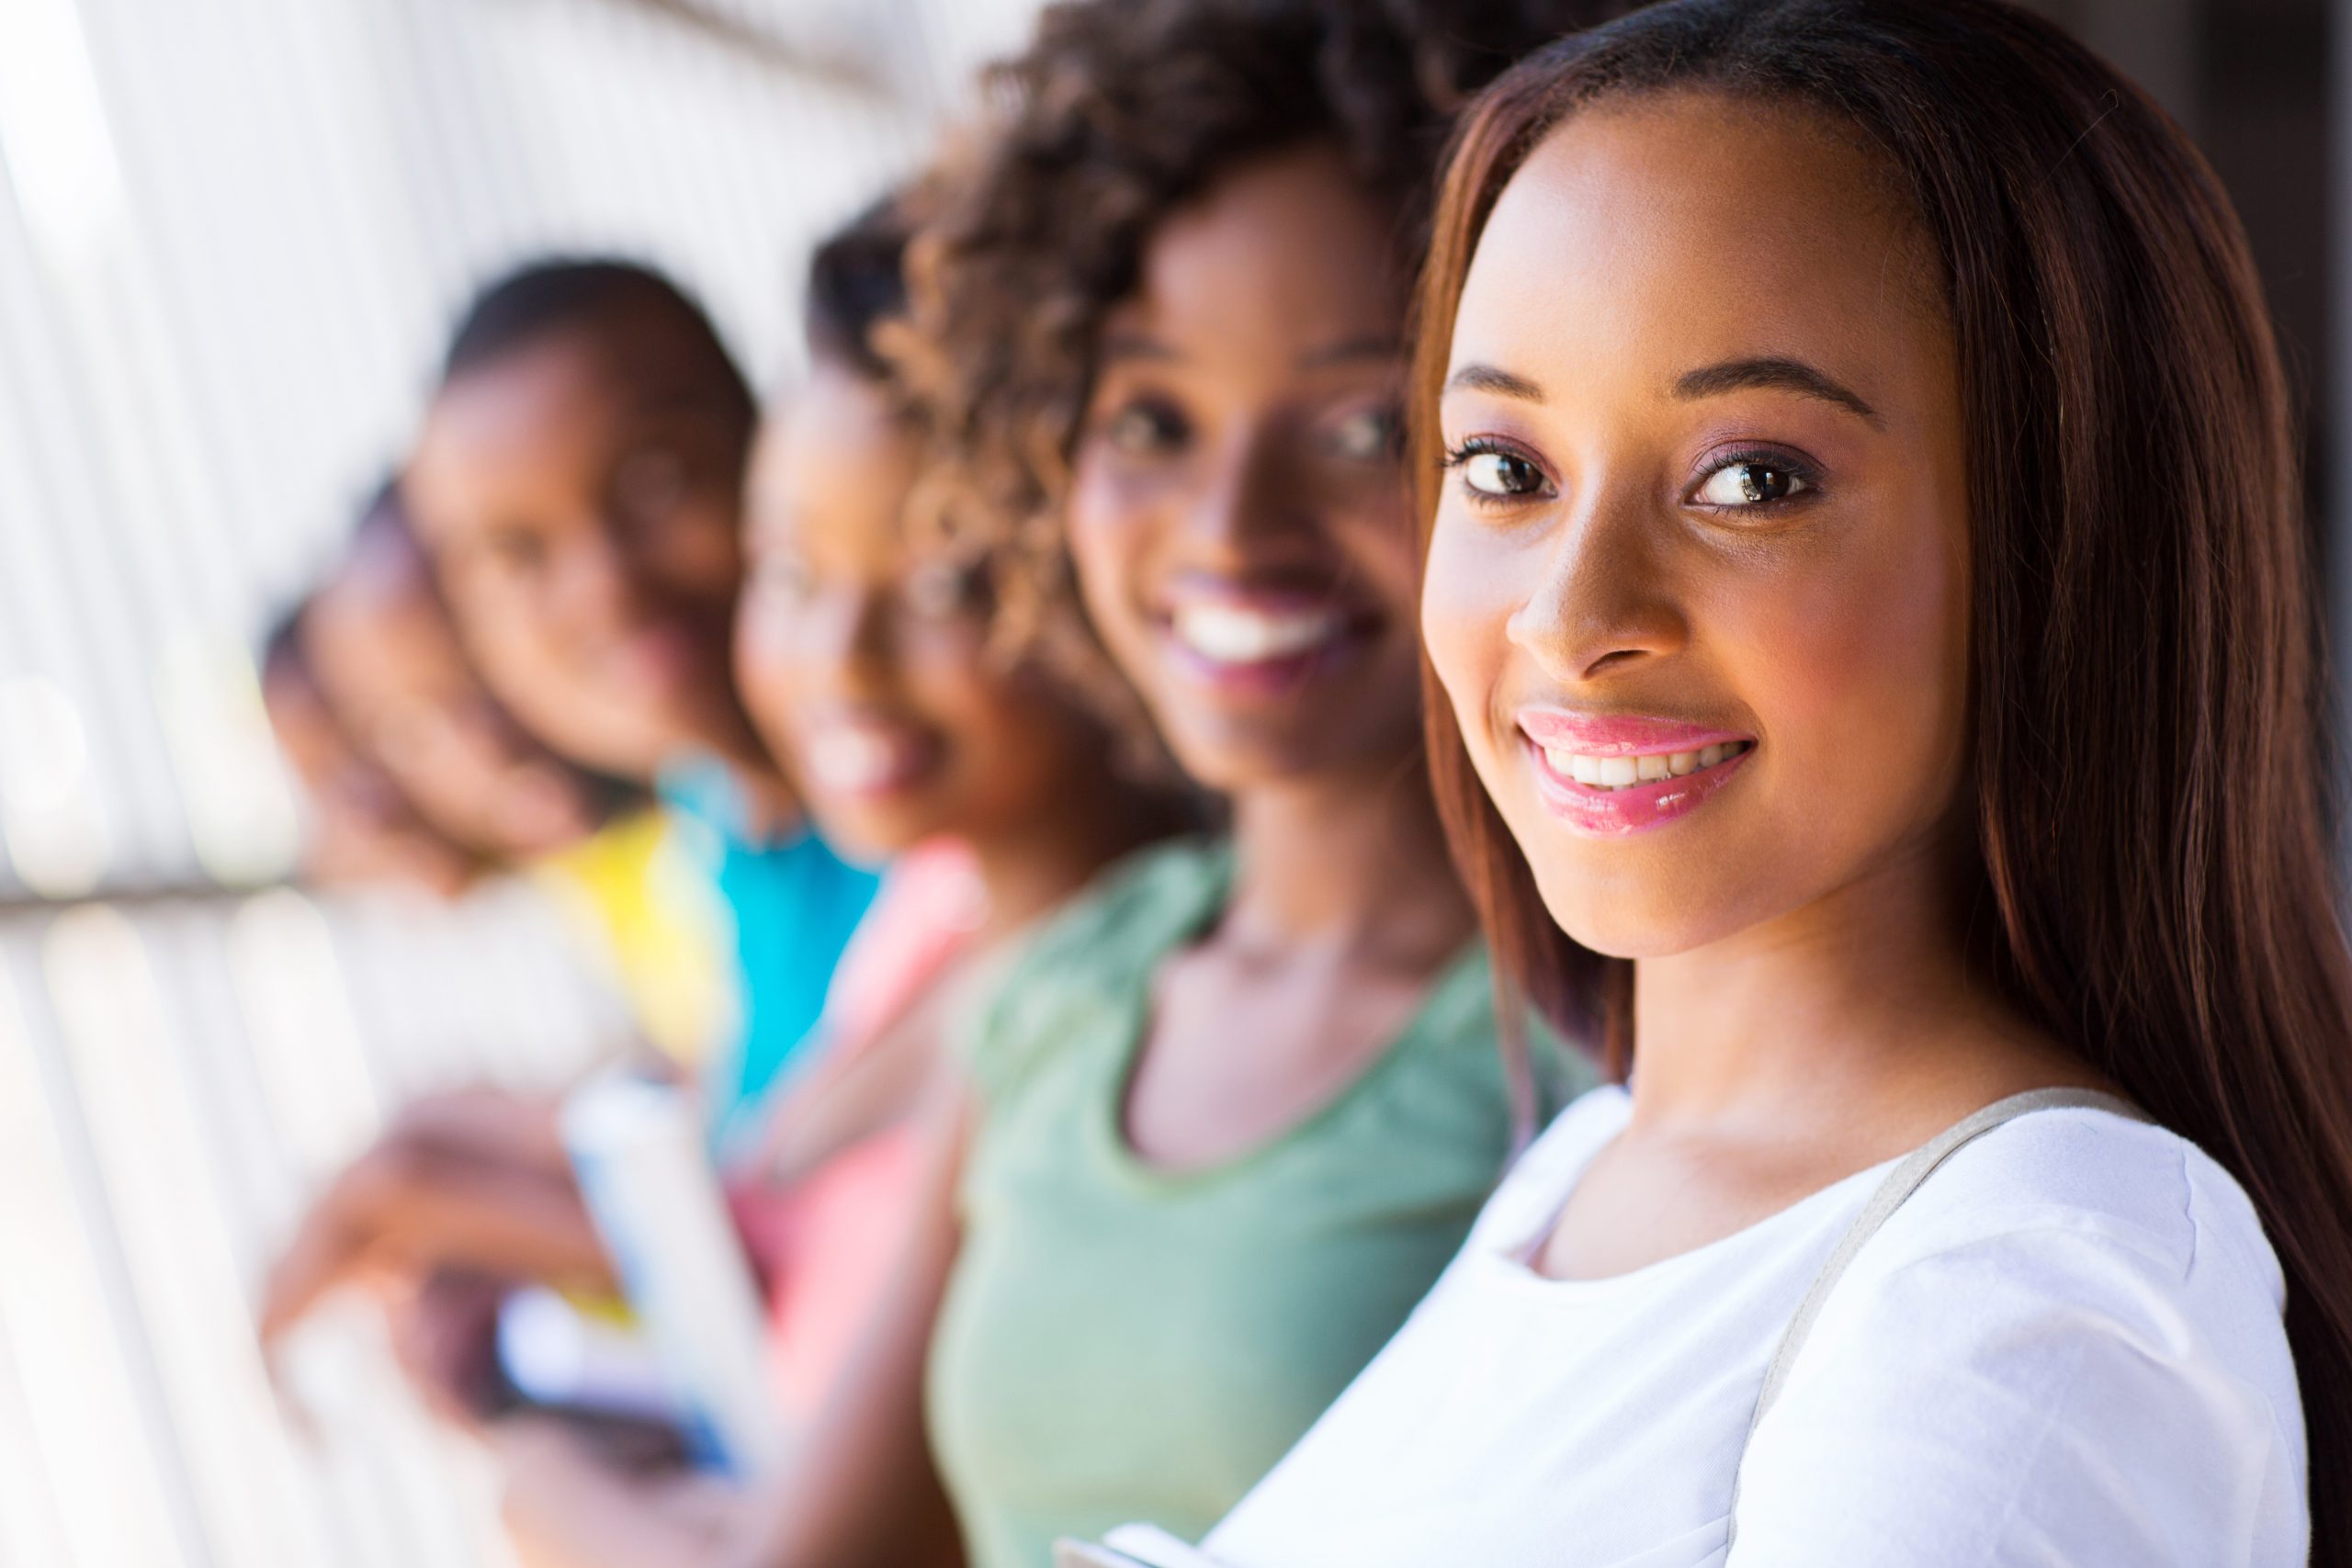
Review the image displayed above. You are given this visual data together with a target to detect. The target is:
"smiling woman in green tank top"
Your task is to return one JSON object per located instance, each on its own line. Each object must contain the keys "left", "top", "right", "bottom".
{"left": 709, "top": 6, "right": 1606, "bottom": 1567}
{"left": 928, "top": 839, "right": 1528, "bottom": 1562}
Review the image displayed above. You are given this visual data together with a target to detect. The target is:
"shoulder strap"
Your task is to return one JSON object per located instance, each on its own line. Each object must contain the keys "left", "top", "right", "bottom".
{"left": 1722, "top": 1087, "right": 2149, "bottom": 1550}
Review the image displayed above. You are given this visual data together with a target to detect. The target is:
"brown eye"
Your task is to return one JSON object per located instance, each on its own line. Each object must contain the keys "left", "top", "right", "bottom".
{"left": 1326, "top": 405, "right": 1401, "bottom": 463}
{"left": 1692, "top": 460, "right": 1812, "bottom": 507}
{"left": 1458, "top": 449, "right": 1547, "bottom": 499}
{"left": 1102, "top": 399, "right": 1189, "bottom": 457}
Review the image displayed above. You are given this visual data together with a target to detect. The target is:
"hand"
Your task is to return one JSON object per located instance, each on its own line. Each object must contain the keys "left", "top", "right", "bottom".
{"left": 492, "top": 1416, "right": 737, "bottom": 1568}
{"left": 259, "top": 1088, "right": 612, "bottom": 1348}
{"left": 383, "top": 1268, "right": 510, "bottom": 1430}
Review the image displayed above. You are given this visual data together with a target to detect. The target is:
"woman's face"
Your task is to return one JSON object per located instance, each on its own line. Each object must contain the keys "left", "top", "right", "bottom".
{"left": 406, "top": 322, "right": 755, "bottom": 784}
{"left": 262, "top": 660, "right": 481, "bottom": 897}
{"left": 306, "top": 543, "right": 595, "bottom": 862}
{"left": 1067, "top": 141, "right": 1421, "bottom": 794}
{"left": 736, "top": 370, "right": 1095, "bottom": 861}
{"left": 1422, "top": 92, "right": 1973, "bottom": 959}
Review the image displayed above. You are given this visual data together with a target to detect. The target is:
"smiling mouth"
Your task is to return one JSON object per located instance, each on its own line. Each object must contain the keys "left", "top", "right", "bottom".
{"left": 1513, "top": 712, "right": 1756, "bottom": 835}
{"left": 606, "top": 620, "right": 710, "bottom": 695}
{"left": 1537, "top": 739, "right": 1755, "bottom": 790}
{"left": 1168, "top": 601, "right": 1356, "bottom": 665}
{"left": 1154, "top": 583, "right": 1385, "bottom": 702}
{"left": 800, "top": 717, "right": 942, "bottom": 798}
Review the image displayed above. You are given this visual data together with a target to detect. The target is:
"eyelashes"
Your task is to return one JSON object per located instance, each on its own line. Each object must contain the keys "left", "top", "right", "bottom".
{"left": 1441, "top": 436, "right": 1552, "bottom": 505}
{"left": 1439, "top": 437, "right": 1825, "bottom": 517}
{"left": 1686, "top": 447, "right": 1820, "bottom": 510}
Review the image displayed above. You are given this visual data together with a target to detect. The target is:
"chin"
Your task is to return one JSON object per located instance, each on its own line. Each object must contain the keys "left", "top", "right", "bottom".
{"left": 1526, "top": 858, "right": 1758, "bottom": 963}
{"left": 808, "top": 804, "right": 934, "bottom": 866}
{"left": 1168, "top": 740, "right": 1348, "bottom": 796}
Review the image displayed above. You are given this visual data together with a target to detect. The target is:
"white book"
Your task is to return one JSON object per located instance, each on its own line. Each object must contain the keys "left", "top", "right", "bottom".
{"left": 560, "top": 1071, "right": 784, "bottom": 1477}
{"left": 1055, "top": 1524, "right": 1234, "bottom": 1568}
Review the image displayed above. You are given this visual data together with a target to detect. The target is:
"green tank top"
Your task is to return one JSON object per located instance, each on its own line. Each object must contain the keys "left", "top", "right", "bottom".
{"left": 925, "top": 840, "right": 1587, "bottom": 1568}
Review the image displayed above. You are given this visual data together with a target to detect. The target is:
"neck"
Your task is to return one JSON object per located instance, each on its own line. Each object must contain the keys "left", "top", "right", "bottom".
{"left": 965, "top": 787, "right": 1177, "bottom": 939}
{"left": 723, "top": 755, "right": 803, "bottom": 840}
{"left": 1626, "top": 831, "right": 2022, "bottom": 1135}
{"left": 1222, "top": 751, "right": 1473, "bottom": 965}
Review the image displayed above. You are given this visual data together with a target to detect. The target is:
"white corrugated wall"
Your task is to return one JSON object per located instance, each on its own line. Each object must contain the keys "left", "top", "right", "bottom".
{"left": 0, "top": 4, "right": 1038, "bottom": 1564}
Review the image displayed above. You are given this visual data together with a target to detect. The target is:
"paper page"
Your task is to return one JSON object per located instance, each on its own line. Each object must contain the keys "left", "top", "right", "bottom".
{"left": 1100, "top": 1523, "right": 1234, "bottom": 1566}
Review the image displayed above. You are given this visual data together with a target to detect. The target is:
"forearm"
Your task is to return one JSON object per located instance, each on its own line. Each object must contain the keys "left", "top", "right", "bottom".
{"left": 720, "top": 1081, "right": 974, "bottom": 1568}
{"left": 753, "top": 987, "right": 951, "bottom": 1188}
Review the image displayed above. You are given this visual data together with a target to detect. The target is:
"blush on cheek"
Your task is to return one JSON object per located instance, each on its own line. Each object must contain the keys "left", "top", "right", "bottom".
{"left": 731, "top": 598, "right": 787, "bottom": 675}
{"left": 1419, "top": 522, "right": 1521, "bottom": 764}
{"left": 1066, "top": 499, "right": 1155, "bottom": 674}
{"left": 1710, "top": 514, "right": 1967, "bottom": 826}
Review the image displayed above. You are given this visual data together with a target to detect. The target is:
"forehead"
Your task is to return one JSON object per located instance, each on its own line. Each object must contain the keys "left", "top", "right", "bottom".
{"left": 1452, "top": 92, "right": 1943, "bottom": 401}
{"left": 422, "top": 334, "right": 642, "bottom": 461}
{"left": 1103, "top": 141, "right": 1406, "bottom": 365}
{"left": 762, "top": 370, "right": 910, "bottom": 478}
{"left": 418, "top": 320, "right": 735, "bottom": 476}
{"left": 748, "top": 376, "right": 920, "bottom": 553}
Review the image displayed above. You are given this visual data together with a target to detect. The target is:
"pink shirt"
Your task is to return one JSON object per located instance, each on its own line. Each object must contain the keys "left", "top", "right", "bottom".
{"left": 733, "top": 841, "right": 988, "bottom": 1416}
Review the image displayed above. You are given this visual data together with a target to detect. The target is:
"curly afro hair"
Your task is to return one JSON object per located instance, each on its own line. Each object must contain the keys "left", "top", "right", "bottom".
{"left": 894, "top": 0, "right": 1634, "bottom": 646}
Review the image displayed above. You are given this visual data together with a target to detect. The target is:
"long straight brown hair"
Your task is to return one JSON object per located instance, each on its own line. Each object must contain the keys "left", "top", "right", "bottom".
{"left": 1411, "top": 0, "right": 2352, "bottom": 1553}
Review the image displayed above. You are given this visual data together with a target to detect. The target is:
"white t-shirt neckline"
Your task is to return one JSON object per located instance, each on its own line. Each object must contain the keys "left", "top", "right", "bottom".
{"left": 1206, "top": 1083, "right": 2305, "bottom": 1568}
{"left": 1479, "top": 1086, "right": 1911, "bottom": 1303}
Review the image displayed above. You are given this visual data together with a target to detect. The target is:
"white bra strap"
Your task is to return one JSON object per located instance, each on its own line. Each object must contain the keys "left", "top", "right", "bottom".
{"left": 1722, "top": 1087, "right": 2149, "bottom": 1551}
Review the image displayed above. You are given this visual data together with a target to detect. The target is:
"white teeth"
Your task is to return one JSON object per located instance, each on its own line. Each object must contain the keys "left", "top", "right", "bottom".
{"left": 1543, "top": 739, "right": 1751, "bottom": 791}
{"left": 806, "top": 726, "right": 926, "bottom": 794}
{"left": 1171, "top": 603, "right": 1344, "bottom": 665}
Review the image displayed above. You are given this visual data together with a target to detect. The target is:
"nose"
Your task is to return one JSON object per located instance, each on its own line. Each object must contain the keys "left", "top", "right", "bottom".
{"left": 543, "top": 525, "right": 648, "bottom": 638}
{"left": 1507, "top": 478, "right": 1687, "bottom": 683}
{"left": 799, "top": 586, "right": 895, "bottom": 695}
{"left": 1179, "top": 421, "right": 1312, "bottom": 568}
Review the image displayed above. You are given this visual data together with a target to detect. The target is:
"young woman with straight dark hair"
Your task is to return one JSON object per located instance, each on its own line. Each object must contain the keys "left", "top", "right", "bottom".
{"left": 1161, "top": 2, "right": 2352, "bottom": 1564}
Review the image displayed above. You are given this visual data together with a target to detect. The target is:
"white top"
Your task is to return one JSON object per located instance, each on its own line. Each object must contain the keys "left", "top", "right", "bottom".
{"left": 1205, "top": 1086, "right": 2307, "bottom": 1567}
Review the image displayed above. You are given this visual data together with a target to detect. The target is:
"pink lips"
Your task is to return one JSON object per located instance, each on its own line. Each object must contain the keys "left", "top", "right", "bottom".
{"left": 1516, "top": 707, "right": 1755, "bottom": 836}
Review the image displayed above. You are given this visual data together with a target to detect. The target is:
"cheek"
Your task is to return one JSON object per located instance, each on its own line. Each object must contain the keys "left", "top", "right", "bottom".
{"left": 1419, "top": 516, "right": 1523, "bottom": 762}
{"left": 731, "top": 594, "right": 796, "bottom": 714}
{"left": 456, "top": 570, "right": 564, "bottom": 663}
{"left": 654, "top": 498, "right": 747, "bottom": 594}
{"left": 470, "top": 612, "right": 597, "bottom": 738}
{"left": 1720, "top": 508, "right": 1968, "bottom": 818}
{"left": 1338, "top": 494, "right": 1424, "bottom": 623}
{"left": 914, "top": 660, "right": 1069, "bottom": 802}
{"left": 1066, "top": 468, "right": 1155, "bottom": 645}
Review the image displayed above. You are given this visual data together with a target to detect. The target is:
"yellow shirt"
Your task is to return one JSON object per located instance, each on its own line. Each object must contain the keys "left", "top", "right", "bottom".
{"left": 534, "top": 808, "right": 729, "bottom": 1066}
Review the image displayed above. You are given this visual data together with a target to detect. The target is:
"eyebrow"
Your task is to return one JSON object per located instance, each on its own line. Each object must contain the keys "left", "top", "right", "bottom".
{"left": 1099, "top": 333, "right": 1404, "bottom": 372}
{"left": 1101, "top": 331, "right": 1177, "bottom": 364}
{"left": 1296, "top": 335, "right": 1402, "bottom": 370}
{"left": 1673, "top": 357, "right": 1882, "bottom": 427}
{"left": 1444, "top": 363, "right": 1546, "bottom": 401}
